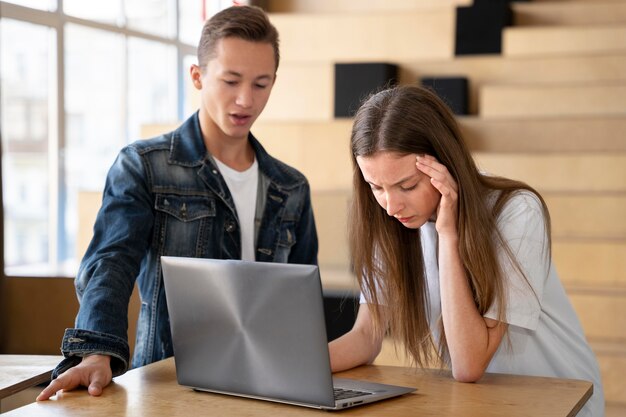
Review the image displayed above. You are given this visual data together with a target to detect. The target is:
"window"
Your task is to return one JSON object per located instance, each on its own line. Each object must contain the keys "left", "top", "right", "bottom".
{"left": 1, "top": 18, "right": 54, "bottom": 273}
{"left": 1, "top": 0, "right": 203, "bottom": 276}
{"left": 2, "top": 0, "right": 55, "bottom": 11}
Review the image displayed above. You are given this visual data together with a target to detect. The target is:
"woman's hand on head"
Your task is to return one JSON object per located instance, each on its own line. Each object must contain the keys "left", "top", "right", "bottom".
{"left": 416, "top": 155, "right": 458, "bottom": 236}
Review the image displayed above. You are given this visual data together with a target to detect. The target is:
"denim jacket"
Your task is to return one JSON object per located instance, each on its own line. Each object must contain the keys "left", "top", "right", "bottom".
{"left": 53, "top": 112, "right": 318, "bottom": 378}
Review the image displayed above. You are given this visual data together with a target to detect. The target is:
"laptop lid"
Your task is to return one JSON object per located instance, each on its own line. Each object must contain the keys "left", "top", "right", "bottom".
{"left": 161, "top": 256, "right": 415, "bottom": 410}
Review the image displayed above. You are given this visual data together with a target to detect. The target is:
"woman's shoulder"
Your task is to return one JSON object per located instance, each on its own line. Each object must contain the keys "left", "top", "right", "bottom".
{"left": 488, "top": 188, "right": 542, "bottom": 212}
{"left": 489, "top": 189, "right": 545, "bottom": 226}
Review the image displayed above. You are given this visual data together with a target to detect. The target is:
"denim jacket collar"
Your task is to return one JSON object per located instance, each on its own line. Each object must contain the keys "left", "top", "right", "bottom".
{"left": 168, "top": 112, "right": 305, "bottom": 191}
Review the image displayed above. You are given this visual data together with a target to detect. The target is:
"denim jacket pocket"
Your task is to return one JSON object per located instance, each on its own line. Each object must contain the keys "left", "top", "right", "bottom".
{"left": 154, "top": 194, "right": 217, "bottom": 257}
{"left": 155, "top": 194, "right": 216, "bottom": 222}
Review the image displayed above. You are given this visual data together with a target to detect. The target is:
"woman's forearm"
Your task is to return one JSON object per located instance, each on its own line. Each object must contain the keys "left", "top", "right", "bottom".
{"left": 328, "top": 305, "right": 383, "bottom": 372}
{"left": 438, "top": 234, "right": 506, "bottom": 382}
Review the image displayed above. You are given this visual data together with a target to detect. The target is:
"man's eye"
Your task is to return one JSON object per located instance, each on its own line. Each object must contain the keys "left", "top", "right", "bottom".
{"left": 255, "top": 84, "right": 268, "bottom": 89}
{"left": 224, "top": 80, "right": 237, "bottom": 85}
{"left": 401, "top": 185, "right": 417, "bottom": 192}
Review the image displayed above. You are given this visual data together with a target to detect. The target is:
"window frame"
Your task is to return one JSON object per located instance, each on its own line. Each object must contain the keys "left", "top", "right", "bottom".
{"left": 1, "top": 0, "right": 197, "bottom": 277}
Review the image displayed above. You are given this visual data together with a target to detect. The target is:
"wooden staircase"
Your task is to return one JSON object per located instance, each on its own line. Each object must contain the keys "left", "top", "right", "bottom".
{"left": 134, "top": 0, "right": 626, "bottom": 413}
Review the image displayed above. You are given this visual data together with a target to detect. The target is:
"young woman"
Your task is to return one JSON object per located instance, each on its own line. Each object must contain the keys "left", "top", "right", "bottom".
{"left": 328, "top": 85, "right": 603, "bottom": 416}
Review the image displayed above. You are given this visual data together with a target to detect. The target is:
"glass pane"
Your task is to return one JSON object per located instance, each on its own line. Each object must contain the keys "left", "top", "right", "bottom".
{"left": 0, "top": 19, "right": 54, "bottom": 271}
{"left": 64, "top": 24, "right": 124, "bottom": 262}
{"left": 178, "top": 0, "right": 205, "bottom": 46}
{"left": 2, "top": 0, "right": 56, "bottom": 11}
{"left": 182, "top": 54, "right": 198, "bottom": 118}
{"left": 127, "top": 37, "right": 178, "bottom": 140}
{"left": 126, "top": 0, "right": 176, "bottom": 38}
{"left": 64, "top": 0, "right": 122, "bottom": 26}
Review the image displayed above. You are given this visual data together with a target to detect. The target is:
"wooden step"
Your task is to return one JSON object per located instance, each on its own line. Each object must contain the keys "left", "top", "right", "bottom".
{"left": 607, "top": 403, "right": 626, "bottom": 417}
{"left": 311, "top": 189, "right": 626, "bottom": 269}
{"left": 473, "top": 153, "right": 626, "bottom": 193}
{"left": 460, "top": 116, "right": 626, "bottom": 152}
{"left": 267, "top": 0, "right": 470, "bottom": 13}
{"left": 259, "top": 123, "right": 354, "bottom": 191}
{"left": 555, "top": 241, "right": 626, "bottom": 288}
{"left": 569, "top": 293, "right": 626, "bottom": 341}
{"left": 254, "top": 114, "right": 626, "bottom": 155}
{"left": 145, "top": 115, "right": 626, "bottom": 155}
{"left": 512, "top": 1, "right": 626, "bottom": 26}
{"left": 268, "top": 10, "right": 455, "bottom": 63}
{"left": 312, "top": 190, "right": 351, "bottom": 268}
{"left": 595, "top": 342, "right": 626, "bottom": 406}
{"left": 258, "top": 126, "right": 626, "bottom": 192}
{"left": 532, "top": 0, "right": 626, "bottom": 2}
{"left": 479, "top": 83, "right": 626, "bottom": 118}
{"left": 258, "top": 53, "right": 626, "bottom": 120}
{"left": 319, "top": 265, "right": 357, "bottom": 292}
{"left": 548, "top": 194, "right": 626, "bottom": 240}
{"left": 256, "top": 116, "right": 626, "bottom": 153}
{"left": 503, "top": 24, "right": 626, "bottom": 57}
{"left": 262, "top": 62, "right": 334, "bottom": 121}
{"left": 403, "top": 53, "right": 626, "bottom": 114}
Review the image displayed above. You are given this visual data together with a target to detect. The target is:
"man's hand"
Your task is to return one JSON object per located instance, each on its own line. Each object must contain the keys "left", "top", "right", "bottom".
{"left": 36, "top": 354, "right": 113, "bottom": 401}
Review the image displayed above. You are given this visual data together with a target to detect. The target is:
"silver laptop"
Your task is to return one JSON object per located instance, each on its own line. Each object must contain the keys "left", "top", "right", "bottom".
{"left": 161, "top": 256, "right": 416, "bottom": 410}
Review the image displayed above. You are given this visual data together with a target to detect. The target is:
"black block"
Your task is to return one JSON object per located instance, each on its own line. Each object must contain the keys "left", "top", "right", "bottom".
{"left": 455, "top": 2, "right": 512, "bottom": 55}
{"left": 323, "top": 290, "right": 359, "bottom": 342}
{"left": 420, "top": 77, "right": 469, "bottom": 115}
{"left": 334, "top": 63, "right": 398, "bottom": 118}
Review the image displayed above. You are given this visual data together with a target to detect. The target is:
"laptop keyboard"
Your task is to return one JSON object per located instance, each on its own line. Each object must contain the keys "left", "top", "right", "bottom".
{"left": 333, "top": 387, "right": 373, "bottom": 401}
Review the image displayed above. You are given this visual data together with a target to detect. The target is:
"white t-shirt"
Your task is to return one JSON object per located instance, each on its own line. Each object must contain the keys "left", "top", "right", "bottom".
{"left": 364, "top": 191, "right": 604, "bottom": 416}
{"left": 214, "top": 158, "right": 258, "bottom": 262}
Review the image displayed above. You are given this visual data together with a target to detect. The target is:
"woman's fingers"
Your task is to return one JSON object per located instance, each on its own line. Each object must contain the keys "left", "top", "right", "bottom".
{"left": 416, "top": 155, "right": 458, "bottom": 193}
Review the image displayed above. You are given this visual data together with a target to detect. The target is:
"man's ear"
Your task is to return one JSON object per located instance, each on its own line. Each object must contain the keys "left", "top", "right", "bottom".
{"left": 190, "top": 64, "right": 202, "bottom": 90}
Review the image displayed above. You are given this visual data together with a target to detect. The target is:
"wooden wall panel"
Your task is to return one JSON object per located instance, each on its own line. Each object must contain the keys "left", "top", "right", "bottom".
{"left": 260, "top": 63, "right": 334, "bottom": 121}
{"left": 554, "top": 241, "right": 626, "bottom": 289}
{"left": 255, "top": 117, "right": 626, "bottom": 153}
{"left": 269, "top": 10, "right": 456, "bottom": 63}
{"left": 546, "top": 195, "right": 626, "bottom": 240}
{"left": 597, "top": 352, "right": 626, "bottom": 404}
{"left": 569, "top": 294, "right": 626, "bottom": 342}
{"left": 267, "top": 0, "right": 470, "bottom": 13}
{"left": 503, "top": 25, "right": 626, "bottom": 57}
{"left": 0, "top": 278, "right": 77, "bottom": 354}
{"left": 512, "top": 2, "right": 626, "bottom": 26}
{"left": 311, "top": 191, "right": 351, "bottom": 268}
{"left": 256, "top": 54, "right": 626, "bottom": 118}
{"left": 473, "top": 153, "right": 626, "bottom": 193}
{"left": 479, "top": 83, "right": 626, "bottom": 118}
{"left": 403, "top": 54, "right": 626, "bottom": 114}
{"left": 259, "top": 125, "right": 354, "bottom": 191}
{"left": 460, "top": 116, "right": 626, "bottom": 153}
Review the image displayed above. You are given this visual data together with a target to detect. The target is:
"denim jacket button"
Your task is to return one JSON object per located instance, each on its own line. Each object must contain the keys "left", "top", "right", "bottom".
{"left": 225, "top": 223, "right": 236, "bottom": 233}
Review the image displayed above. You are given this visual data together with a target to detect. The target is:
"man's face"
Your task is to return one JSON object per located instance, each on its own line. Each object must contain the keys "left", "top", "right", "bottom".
{"left": 191, "top": 37, "right": 276, "bottom": 142}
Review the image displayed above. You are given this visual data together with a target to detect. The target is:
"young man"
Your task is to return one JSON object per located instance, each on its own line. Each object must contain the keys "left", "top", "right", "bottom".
{"left": 38, "top": 6, "right": 318, "bottom": 400}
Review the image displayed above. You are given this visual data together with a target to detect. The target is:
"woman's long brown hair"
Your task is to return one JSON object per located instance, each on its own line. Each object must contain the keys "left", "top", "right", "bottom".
{"left": 349, "top": 85, "right": 551, "bottom": 367}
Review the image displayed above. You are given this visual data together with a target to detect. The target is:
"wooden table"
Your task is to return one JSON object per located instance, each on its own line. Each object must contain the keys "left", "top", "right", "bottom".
{"left": 0, "top": 355, "right": 61, "bottom": 400}
{"left": 0, "top": 355, "right": 62, "bottom": 413}
{"left": 3, "top": 357, "right": 592, "bottom": 416}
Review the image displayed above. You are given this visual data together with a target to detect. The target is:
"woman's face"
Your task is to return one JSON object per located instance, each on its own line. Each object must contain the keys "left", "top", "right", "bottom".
{"left": 356, "top": 151, "right": 441, "bottom": 229}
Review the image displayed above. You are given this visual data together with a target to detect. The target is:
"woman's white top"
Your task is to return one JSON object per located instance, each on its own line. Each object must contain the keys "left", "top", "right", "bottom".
{"left": 214, "top": 157, "right": 259, "bottom": 262}
{"left": 364, "top": 190, "right": 605, "bottom": 416}
{"left": 423, "top": 191, "right": 604, "bottom": 416}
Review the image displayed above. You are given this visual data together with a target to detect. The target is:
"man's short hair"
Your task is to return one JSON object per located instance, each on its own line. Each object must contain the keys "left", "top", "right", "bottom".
{"left": 197, "top": 5, "right": 280, "bottom": 72}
